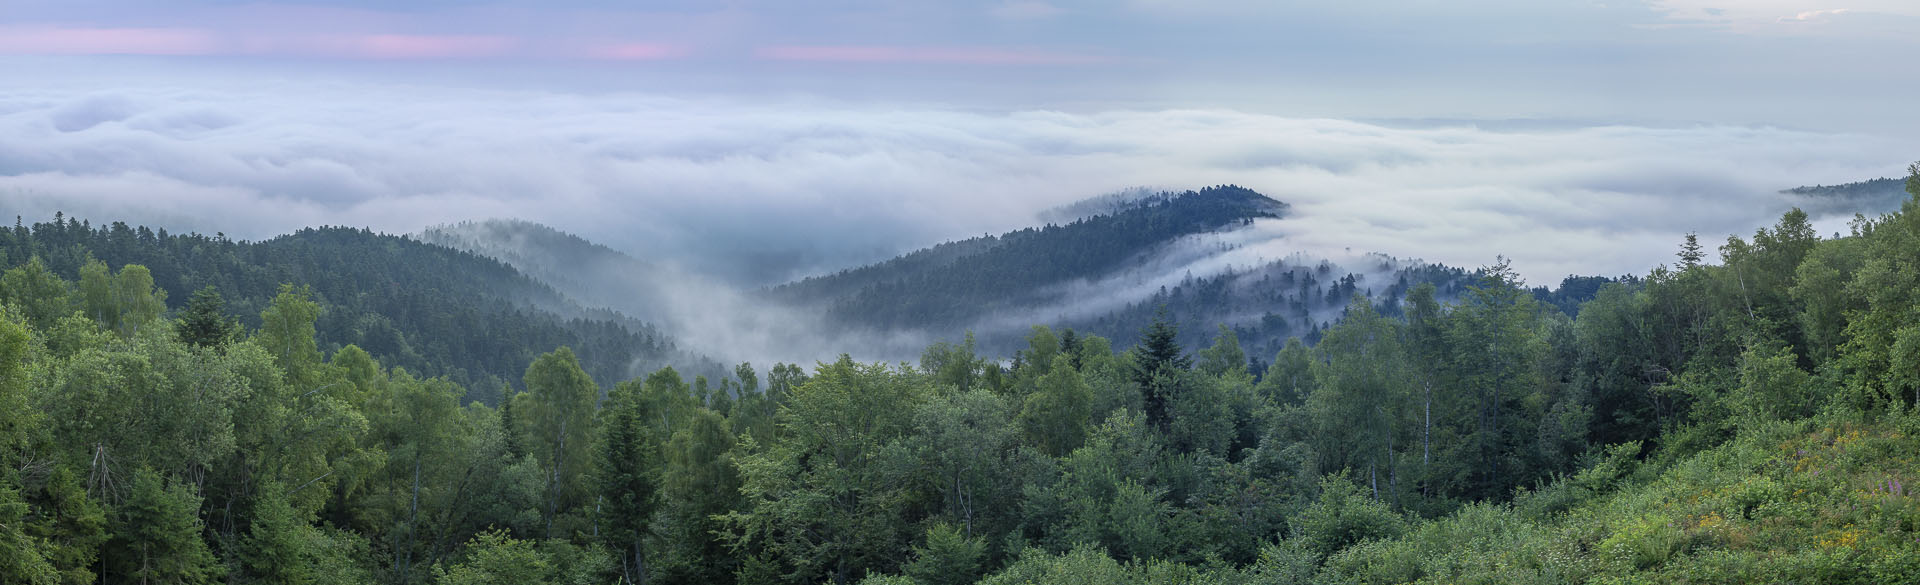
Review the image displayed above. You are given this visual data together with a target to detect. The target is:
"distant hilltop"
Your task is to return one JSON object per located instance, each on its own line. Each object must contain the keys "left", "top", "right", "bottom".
{"left": 1782, "top": 176, "right": 1908, "bottom": 216}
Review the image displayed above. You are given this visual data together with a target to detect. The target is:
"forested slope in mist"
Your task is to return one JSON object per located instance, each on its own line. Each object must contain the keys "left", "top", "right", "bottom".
{"left": 771, "top": 185, "right": 1289, "bottom": 327}
{"left": 767, "top": 185, "right": 1611, "bottom": 358}
{"left": 0, "top": 218, "right": 714, "bottom": 404}
{"left": 1, "top": 168, "right": 1919, "bottom": 585}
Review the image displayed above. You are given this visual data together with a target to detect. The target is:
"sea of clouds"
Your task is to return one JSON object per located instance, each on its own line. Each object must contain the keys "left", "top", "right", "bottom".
{"left": 1, "top": 79, "right": 1912, "bottom": 291}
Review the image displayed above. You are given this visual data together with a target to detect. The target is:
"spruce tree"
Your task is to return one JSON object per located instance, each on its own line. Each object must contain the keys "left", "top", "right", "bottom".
{"left": 174, "top": 287, "right": 239, "bottom": 348}
{"left": 0, "top": 482, "right": 58, "bottom": 585}
{"left": 241, "top": 483, "right": 312, "bottom": 585}
{"left": 903, "top": 523, "right": 986, "bottom": 585}
{"left": 113, "top": 469, "right": 221, "bottom": 585}
{"left": 24, "top": 467, "right": 109, "bottom": 585}
{"left": 595, "top": 376, "right": 659, "bottom": 584}
{"left": 1131, "top": 308, "right": 1191, "bottom": 430}
{"left": 655, "top": 409, "right": 740, "bottom": 584}
{"left": 1678, "top": 233, "right": 1705, "bottom": 269}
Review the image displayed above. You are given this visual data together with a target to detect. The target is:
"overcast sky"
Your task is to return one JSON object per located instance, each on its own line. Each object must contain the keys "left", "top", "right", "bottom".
{"left": 3, "top": 0, "right": 1918, "bottom": 286}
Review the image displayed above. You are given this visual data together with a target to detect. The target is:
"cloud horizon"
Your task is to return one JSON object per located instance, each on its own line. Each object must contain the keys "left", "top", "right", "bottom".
{"left": 2, "top": 80, "right": 1911, "bottom": 291}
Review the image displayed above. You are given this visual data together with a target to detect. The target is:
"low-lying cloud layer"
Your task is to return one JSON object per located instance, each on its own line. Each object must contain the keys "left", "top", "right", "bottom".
{"left": 2, "top": 80, "right": 1912, "bottom": 288}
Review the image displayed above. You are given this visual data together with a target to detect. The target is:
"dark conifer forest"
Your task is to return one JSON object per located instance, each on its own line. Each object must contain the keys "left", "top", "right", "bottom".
{"left": 0, "top": 220, "right": 710, "bottom": 406}
{"left": 770, "top": 187, "right": 1493, "bottom": 356}
{"left": 3, "top": 165, "right": 1920, "bottom": 585}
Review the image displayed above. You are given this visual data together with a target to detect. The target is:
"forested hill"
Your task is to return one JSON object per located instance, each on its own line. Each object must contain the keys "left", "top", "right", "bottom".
{"left": 408, "top": 188, "right": 1610, "bottom": 366}
{"left": 2, "top": 173, "right": 1919, "bottom": 585}
{"left": 771, "top": 185, "right": 1286, "bottom": 320}
{"left": 769, "top": 185, "right": 1289, "bottom": 334}
{"left": 1784, "top": 176, "right": 1909, "bottom": 217}
{"left": 765, "top": 185, "right": 1599, "bottom": 357}
{"left": 418, "top": 219, "right": 672, "bottom": 325}
{"left": 0, "top": 215, "right": 711, "bottom": 402}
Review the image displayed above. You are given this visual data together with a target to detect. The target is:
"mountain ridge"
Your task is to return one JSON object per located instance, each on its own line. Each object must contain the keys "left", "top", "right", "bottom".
{"left": 1783, "top": 176, "right": 1909, "bottom": 217}
{"left": 0, "top": 216, "right": 718, "bottom": 402}
{"left": 770, "top": 185, "right": 1289, "bottom": 329}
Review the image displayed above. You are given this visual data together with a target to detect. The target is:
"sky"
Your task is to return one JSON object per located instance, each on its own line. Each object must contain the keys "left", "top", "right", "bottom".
{"left": 3, "top": 0, "right": 1919, "bottom": 288}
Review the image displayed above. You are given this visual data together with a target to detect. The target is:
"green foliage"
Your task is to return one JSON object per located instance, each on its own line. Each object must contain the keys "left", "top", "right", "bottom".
{"left": 1305, "top": 407, "right": 1920, "bottom": 584}
{"left": 520, "top": 347, "right": 598, "bottom": 540}
{"left": 302, "top": 526, "right": 375, "bottom": 585}
{"left": 1133, "top": 310, "right": 1192, "bottom": 432}
{"left": 70, "top": 260, "right": 170, "bottom": 338}
{"left": 1892, "top": 324, "right": 1920, "bottom": 408}
{"left": 1790, "top": 235, "right": 1866, "bottom": 367}
{"left": 71, "top": 260, "right": 169, "bottom": 338}
{"left": 903, "top": 522, "right": 987, "bottom": 585}
{"left": 1308, "top": 297, "right": 1410, "bottom": 497}
{"left": 1196, "top": 324, "right": 1247, "bottom": 378}
{"left": 536, "top": 538, "right": 616, "bottom": 585}
{"left": 1440, "top": 259, "right": 1554, "bottom": 500}
{"left": 111, "top": 469, "right": 221, "bottom": 585}
{"left": 0, "top": 310, "right": 35, "bottom": 461}
{"left": 349, "top": 364, "right": 465, "bottom": 584}
{"left": 914, "top": 388, "right": 1018, "bottom": 548}
{"left": 654, "top": 408, "right": 740, "bottom": 584}
{"left": 18, "top": 467, "right": 108, "bottom": 585}
{"left": 1243, "top": 541, "right": 1318, "bottom": 584}
{"left": 36, "top": 327, "right": 246, "bottom": 489}
{"left": 1021, "top": 410, "right": 1178, "bottom": 563}
{"left": 1021, "top": 326, "right": 1061, "bottom": 377}
{"left": 977, "top": 545, "right": 1132, "bottom": 585}
{"left": 434, "top": 530, "right": 554, "bottom": 585}
{"left": 724, "top": 357, "right": 926, "bottom": 584}
{"left": 0, "top": 218, "right": 710, "bottom": 402}
{"left": 240, "top": 483, "right": 325, "bottom": 585}
{"left": 1179, "top": 456, "right": 1296, "bottom": 565}
{"left": 259, "top": 284, "right": 325, "bottom": 387}
{"left": 0, "top": 482, "right": 58, "bottom": 585}
{"left": 174, "top": 286, "right": 240, "bottom": 348}
{"left": 75, "top": 260, "right": 113, "bottom": 331}
{"left": 775, "top": 187, "right": 1288, "bottom": 333}
{"left": 0, "top": 257, "right": 71, "bottom": 332}
{"left": 111, "top": 264, "right": 168, "bottom": 337}
{"left": 1020, "top": 356, "right": 1092, "bottom": 457}
{"left": 975, "top": 543, "right": 1249, "bottom": 585}
{"left": 1257, "top": 337, "right": 1314, "bottom": 407}
{"left": 1734, "top": 341, "right": 1815, "bottom": 422}
{"left": 37, "top": 312, "right": 113, "bottom": 359}
{"left": 593, "top": 367, "right": 659, "bottom": 584}
{"left": 6, "top": 168, "right": 1920, "bottom": 585}
{"left": 1571, "top": 281, "right": 1667, "bottom": 448}
{"left": 1291, "top": 473, "right": 1407, "bottom": 558}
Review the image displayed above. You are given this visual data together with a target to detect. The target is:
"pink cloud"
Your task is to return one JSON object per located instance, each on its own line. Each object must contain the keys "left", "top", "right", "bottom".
{"left": 0, "top": 27, "right": 512, "bottom": 60}
{"left": 340, "top": 34, "right": 518, "bottom": 59}
{"left": 757, "top": 45, "right": 1111, "bottom": 65}
{"left": 191, "top": 32, "right": 516, "bottom": 60}
{"left": 0, "top": 26, "right": 219, "bottom": 56}
{"left": 0, "top": 24, "right": 691, "bottom": 62}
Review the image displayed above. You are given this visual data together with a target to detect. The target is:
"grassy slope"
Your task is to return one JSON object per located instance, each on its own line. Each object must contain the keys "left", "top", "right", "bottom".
{"left": 1317, "top": 411, "right": 1920, "bottom": 584}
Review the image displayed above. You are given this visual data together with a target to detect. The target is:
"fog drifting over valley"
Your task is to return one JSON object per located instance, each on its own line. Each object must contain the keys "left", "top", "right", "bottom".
{"left": 6, "top": 0, "right": 1920, "bottom": 368}
{"left": 3, "top": 80, "right": 1911, "bottom": 290}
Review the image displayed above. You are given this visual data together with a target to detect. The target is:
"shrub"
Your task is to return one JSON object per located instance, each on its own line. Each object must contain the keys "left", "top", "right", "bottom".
{"left": 1291, "top": 473, "right": 1406, "bottom": 558}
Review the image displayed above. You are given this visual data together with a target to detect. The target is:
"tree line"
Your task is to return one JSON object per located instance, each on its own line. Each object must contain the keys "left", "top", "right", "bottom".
{"left": 0, "top": 219, "right": 709, "bottom": 404}
{"left": 2, "top": 164, "right": 1920, "bottom": 584}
